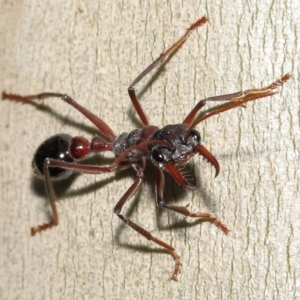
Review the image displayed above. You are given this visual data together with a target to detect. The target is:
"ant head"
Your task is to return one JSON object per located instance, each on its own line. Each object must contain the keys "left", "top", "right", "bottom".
{"left": 149, "top": 124, "right": 201, "bottom": 168}
{"left": 148, "top": 124, "right": 219, "bottom": 189}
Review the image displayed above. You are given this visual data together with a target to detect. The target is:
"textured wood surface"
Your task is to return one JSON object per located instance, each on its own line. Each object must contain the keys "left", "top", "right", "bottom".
{"left": 0, "top": 1, "right": 299, "bottom": 299}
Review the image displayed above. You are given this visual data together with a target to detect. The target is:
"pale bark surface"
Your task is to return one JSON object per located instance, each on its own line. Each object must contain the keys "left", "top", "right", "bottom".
{"left": 0, "top": 1, "right": 299, "bottom": 299}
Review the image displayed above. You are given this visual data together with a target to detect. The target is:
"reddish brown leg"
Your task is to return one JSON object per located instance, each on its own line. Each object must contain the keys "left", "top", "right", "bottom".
{"left": 2, "top": 92, "right": 116, "bottom": 141}
{"left": 155, "top": 169, "right": 229, "bottom": 234}
{"left": 128, "top": 17, "right": 208, "bottom": 126}
{"left": 45, "top": 159, "right": 119, "bottom": 174}
{"left": 114, "top": 162, "right": 182, "bottom": 281}
{"left": 31, "top": 160, "right": 121, "bottom": 235}
{"left": 31, "top": 163, "right": 59, "bottom": 235}
{"left": 183, "top": 74, "right": 290, "bottom": 127}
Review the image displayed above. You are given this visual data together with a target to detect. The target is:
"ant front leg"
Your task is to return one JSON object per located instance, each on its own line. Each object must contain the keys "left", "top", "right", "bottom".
{"left": 128, "top": 17, "right": 208, "bottom": 126}
{"left": 113, "top": 161, "right": 182, "bottom": 281}
{"left": 2, "top": 92, "right": 116, "bottom": 141}
{"left": 183, "top": 74, "right": 291, "bottom": 127}
{"left": 155, "top": 169, "right": 229, "bottom": 234}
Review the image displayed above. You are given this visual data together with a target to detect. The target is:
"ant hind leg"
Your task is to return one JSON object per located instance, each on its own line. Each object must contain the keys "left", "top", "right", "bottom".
{"left": 2, "top": 92, "right": 116, "bottom": 141}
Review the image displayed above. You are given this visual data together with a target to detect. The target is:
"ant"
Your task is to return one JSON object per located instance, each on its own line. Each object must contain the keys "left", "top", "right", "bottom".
{"left": 2, "top": 17, "right": 290, "bottom": 281}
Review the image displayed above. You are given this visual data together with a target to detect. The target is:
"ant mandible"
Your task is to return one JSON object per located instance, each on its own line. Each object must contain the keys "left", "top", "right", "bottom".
{"left": 2, "top": 17, "right": 290, "bottom": 281}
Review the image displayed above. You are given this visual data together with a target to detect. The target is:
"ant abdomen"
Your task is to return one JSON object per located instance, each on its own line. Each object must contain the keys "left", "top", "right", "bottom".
{"left": 32, "top": 134, "right": 74, "bottom": 179}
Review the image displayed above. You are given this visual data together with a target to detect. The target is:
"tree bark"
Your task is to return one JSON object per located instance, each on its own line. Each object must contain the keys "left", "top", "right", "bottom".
{"left": 0, "top": 0, "right": 299, "bottom": 299}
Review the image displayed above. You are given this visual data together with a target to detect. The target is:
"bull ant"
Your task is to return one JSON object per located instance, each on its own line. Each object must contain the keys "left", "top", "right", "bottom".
{"left": 2, "top": 17, "right": 290, "bottom": 280}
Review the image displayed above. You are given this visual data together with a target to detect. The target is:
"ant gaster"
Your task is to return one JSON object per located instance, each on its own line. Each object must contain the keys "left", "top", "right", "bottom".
{"left": 2, "top": 17, "right": 290, "bottom": 281}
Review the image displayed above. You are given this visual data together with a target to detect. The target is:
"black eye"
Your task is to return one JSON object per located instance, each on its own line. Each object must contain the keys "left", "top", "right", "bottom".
{"left": 188, "top": 129, "right": 200, "bottom": 143}
{"left": 151, "top": 149, "right": 165, "bottom": 163}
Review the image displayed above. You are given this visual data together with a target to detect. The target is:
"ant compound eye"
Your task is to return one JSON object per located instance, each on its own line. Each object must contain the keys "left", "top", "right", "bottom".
{"left": 188, "top": 129, "right": 200, "bottom": 144}
{"left": 151, "top": 148, "right": 165, "bottom": 164}
{"left": 150, "top": 146, "right": 172, "bottom": 167}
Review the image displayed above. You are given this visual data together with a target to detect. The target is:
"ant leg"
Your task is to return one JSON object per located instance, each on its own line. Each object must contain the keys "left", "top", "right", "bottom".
{"left": 31, "top": 160, "right": 121, "bottom": 235}
{"left": 128, "top": 17, "right": 208, "bottom": 126}
{"left": 45, "top": 158, "right": 119, "bottom": 174}
{"left": 155, "top": 169, "right": 229, "bottom": 234}
{"left": 2, "top": 92, "right": 116, "bottom": 141}
{"left": 183, "top": 73, "right": 290, "bottom": 126}
{"left": 31, "top": 162, "right": 59, "bottom": 235}
{"left": 114, "top": 162, "right": 182, "bottom": 281}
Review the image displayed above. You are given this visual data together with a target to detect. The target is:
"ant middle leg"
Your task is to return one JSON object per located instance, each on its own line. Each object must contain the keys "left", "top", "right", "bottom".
{"left": 128, "top": 17, "right": 208, "bottom": 126}
{"left": 114, "top": 162, "right": 182, "bottom": 281}
{"left": 155, "top": 169, "right": 229, "bottom": 234}
{"left": 2, "top": 92, "right": 116, "bottom": 141}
